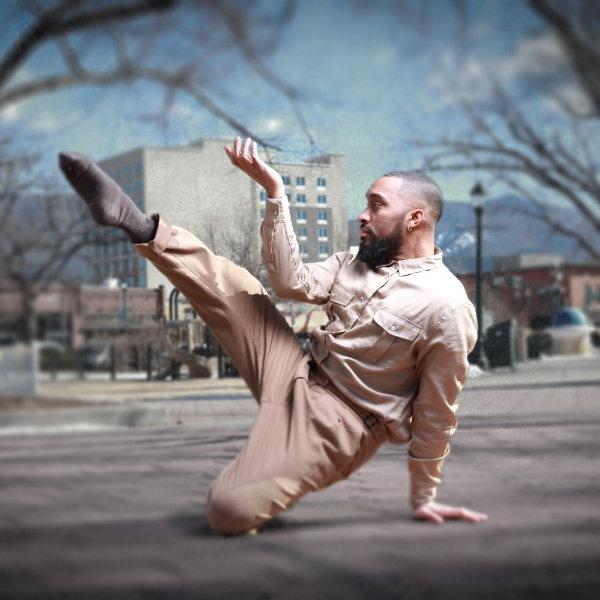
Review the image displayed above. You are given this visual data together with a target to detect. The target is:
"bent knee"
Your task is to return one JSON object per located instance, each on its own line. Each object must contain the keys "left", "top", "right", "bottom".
{"left": 206, "top": 486, "right": 260, "bottom": 535}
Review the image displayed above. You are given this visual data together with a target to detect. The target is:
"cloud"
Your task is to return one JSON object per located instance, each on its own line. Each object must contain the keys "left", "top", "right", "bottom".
{"left": 500, "top": 30, "right": 569, "bottom": 80}
{"left": 0, "top": 103, "right": 20, "bottom": 121}
{"left": 30, "top": 111, "right": 60, "bottom": 132}
{"left": 371, "top": 45, "right": 397, "bottom": 68}
{"left": 257, "top": 116, "right": 284, "bottom": 133}
{"left": 428, "top": 30, "right": 574, "bottom": 105}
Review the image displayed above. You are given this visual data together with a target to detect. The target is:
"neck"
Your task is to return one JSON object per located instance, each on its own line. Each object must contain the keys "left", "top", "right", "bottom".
{"left": 392, "top": 235, "right": 435, "bottom": 261}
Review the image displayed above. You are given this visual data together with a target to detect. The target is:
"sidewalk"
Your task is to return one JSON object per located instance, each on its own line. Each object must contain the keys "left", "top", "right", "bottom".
{"left": 1, "top": 360, "right": 599, "bottom": 599}
{"left": 1, "top": 354, "right": 598, "bottom": 437}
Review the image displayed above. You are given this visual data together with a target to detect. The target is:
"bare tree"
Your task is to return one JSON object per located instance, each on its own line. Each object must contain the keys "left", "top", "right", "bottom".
{"left": 0, "top": 0, "right": 317, "bottom": 341}
{"left": 413, "top": 0, "right": 600, "bottom": 261}
{"left": 1, "top": 0, "right": 313, "bottom": 151}
{"left": 0, "top": 140, "right": 96, "bottom": 341}
{"left": 199, "top": 200, "right": 264, "bottom": 281}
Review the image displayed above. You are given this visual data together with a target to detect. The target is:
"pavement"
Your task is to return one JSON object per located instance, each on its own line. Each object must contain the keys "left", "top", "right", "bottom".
{"left": 0, "top": 354, "right": 599, "bottom": 599}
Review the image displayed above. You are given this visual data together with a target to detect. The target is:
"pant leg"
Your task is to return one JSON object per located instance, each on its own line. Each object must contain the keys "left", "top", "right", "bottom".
{"left": 133, "top": 214, "right": 304, "bottom": 402}
{"left": 206, "top": 366, "right": 387, "bottom": 535}
{"left": 134, "top": 215, "right": 386, "bottom": 535}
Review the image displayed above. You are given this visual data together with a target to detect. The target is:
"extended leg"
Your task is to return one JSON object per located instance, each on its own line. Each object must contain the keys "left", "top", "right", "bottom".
{"left": 58, "top": 151, "right": 304, "bottom": 402}
{"left": 133, "top": 215, "right": 305, "bottom": 401}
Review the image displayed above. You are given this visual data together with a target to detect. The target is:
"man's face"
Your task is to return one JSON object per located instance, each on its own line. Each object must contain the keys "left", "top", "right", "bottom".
{"left": 356, "top": 177, "right": 409, "bottom": 268}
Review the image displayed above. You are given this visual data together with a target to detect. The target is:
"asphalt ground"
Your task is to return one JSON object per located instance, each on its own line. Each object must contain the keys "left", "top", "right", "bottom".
{"left": 0, "top": 355, "right": 599, "bottom": 599}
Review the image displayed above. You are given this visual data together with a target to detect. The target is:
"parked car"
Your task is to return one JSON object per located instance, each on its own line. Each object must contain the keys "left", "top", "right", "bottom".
{"left": 544, "top": 308, "right": 595, "bottom": 355}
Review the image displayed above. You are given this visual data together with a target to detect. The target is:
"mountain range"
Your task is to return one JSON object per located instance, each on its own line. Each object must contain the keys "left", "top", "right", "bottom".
{"left": 348, "top": 195, "right": 599, "bottom": 273}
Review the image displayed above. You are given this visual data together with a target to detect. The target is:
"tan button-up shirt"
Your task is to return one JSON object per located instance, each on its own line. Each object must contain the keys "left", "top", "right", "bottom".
{"left": 261, "top": 195, "right": 478, "bottom": 508}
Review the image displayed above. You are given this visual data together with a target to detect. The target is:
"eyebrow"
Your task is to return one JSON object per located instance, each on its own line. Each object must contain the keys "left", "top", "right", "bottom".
{"left": 365, "top": 192, "right": 388, "bottom": 202}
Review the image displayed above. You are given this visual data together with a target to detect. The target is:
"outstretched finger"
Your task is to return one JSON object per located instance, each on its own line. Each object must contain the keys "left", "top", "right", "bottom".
{"left": 461, "top": 509, "right": 488, "bottom": 523}
{"left": 223, "top": 145, "right": 238, "bottom": 165}
{"left": 251, "top": 140, "right": 259, "bottom": 162}
{"left": 415, "top": 507, "right": 444, "bottom": 524}
{"left": 243, "top": 137, "right": 252, "bottom": 158}
{"left": 443, "top": 507, "right": 487, "bottom": 522}
{"left": 234, "top": 136, "right": 241, "bottom": 157}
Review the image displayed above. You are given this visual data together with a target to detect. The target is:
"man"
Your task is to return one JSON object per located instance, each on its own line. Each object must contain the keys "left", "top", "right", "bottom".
{"left": 58, "top": 136, "right": 487, "bottom": 535}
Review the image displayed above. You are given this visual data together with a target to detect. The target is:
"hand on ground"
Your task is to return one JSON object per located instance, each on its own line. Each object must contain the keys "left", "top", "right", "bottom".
{"left": 223, "top": 136, "right": 284, "bottom": 199}
{"left": 413, "top": 501, "right": 488, "bottom": 524}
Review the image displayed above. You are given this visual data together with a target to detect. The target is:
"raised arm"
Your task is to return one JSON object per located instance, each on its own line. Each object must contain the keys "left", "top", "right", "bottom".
{"left": 224, "top": 136, "right": 342, "bottom": 303}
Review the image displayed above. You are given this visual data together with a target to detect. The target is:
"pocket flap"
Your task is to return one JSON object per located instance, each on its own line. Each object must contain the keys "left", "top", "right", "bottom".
{"left": 373, "top": 308, "right": 421, "bottom": 341}
{"left": 329, "top": 283, "right": 354, "bottom": 306}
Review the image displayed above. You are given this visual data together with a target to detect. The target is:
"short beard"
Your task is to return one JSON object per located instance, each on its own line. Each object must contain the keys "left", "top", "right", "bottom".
{"left": 356, "top": 226, "right": 403, "bottom": 269}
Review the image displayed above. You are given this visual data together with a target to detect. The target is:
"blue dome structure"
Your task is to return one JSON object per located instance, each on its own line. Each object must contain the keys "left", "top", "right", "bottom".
{"left": 551, "top": 308, "right": 590, "bottom": 327}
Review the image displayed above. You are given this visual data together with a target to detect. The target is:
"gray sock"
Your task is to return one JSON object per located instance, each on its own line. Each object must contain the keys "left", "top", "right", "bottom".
{"left": 58, "top": 151, "right": 158, "bottom": 244}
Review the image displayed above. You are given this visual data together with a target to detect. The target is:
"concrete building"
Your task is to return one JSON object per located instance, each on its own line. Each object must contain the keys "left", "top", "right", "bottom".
{"left": 94, "top": 138, "right": 347, "bottom": 294}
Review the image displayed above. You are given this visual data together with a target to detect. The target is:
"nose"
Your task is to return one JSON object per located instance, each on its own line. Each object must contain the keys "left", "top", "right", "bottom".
{"left": 358, "top": 207, "right": 369, "bottom": 225}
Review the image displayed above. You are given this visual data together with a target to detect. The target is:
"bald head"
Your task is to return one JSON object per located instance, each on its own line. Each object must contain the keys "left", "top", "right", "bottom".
{"left": 380, "top": 170, "right": 444, "bottom": 226}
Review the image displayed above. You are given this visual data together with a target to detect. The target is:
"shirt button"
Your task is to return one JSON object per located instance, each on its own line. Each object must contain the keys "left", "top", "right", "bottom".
{"left": 390, "top": 325, "right": 396, "bottom": 330}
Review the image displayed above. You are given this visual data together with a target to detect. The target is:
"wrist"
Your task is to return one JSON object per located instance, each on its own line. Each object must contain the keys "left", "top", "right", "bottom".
{"left": 265, "top": 184, "right": 285, "bottom": 199}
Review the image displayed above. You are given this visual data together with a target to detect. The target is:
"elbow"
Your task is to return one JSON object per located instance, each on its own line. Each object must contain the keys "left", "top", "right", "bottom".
{"left": 268, "top": 276, "right": 304, "bottom": 302}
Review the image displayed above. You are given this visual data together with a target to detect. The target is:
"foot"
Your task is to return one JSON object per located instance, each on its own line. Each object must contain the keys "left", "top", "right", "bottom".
{"left": 58, "top": 151, "right": 157, "bottom": 243}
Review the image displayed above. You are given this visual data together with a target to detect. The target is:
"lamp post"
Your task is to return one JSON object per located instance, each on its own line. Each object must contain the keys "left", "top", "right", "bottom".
{"left": 469, "top": 181, "right": 488, "bottom": 369}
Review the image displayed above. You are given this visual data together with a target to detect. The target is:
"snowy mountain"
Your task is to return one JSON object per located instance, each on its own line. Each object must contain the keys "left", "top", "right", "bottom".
{"left": 348, "top": 194, "right": 599, "bottom": 274}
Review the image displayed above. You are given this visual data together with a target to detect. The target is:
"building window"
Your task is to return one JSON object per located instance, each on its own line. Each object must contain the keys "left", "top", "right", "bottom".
{"left": 299, "top": 243, "right": 308, "bottom": 258}
{"left": 286, "top": 192, "right": 292, "bottom": 202}
{"left": 296, "top": 193, "right": 306, "bottom": 204}
{"left": 296, "top": 209, "right": 307, "bottom": 223}
{"left": 317, "top": 194, "right": 327, "bottom": 205}
{"left": 318, "top": 243, "right": 329, "bottom": 257}
{"left": 296, "top": 176, "right": 305, "bottom": 186}
{"left": 282, "top": 175, "right": 291, "bottom": 185}
{"left": 298, "top": 226, "right": 308, "bottom": 240}
{"left": 260, "top": 208, "right": 265, "bottom": 218}
{"left": 317, "top": 210, "right": 328, "bottom": 223}
{"left": 259, "top": 191, "right": 266, "bottom": 202}
{"left": 317, "top": 177, "right": 326, "bottom": 187}
{"left": 318, "top": 226, "right": 328, "bottom": 240}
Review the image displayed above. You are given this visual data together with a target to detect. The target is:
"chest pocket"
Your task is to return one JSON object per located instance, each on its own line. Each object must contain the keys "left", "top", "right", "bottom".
{"left": 327, "top": 281, "right": 355, "bottom": 331}
{"left": 363, "top": 307, "right": 421, "bottom": 363}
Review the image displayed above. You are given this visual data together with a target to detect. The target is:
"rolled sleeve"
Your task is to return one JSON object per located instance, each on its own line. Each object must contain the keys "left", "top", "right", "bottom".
{"left": 260, "top": 195, "right": 343, "bottom": 304}
{"left": 408, "top": 302, "right": 477, "bottom": 509}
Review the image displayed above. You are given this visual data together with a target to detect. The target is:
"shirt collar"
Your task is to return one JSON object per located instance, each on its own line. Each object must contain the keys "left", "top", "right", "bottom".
{"left": 348, "top": 245, "right": 443, "bottom": 276}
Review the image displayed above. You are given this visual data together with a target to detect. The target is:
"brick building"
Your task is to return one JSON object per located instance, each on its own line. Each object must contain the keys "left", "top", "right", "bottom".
{"left": 0, "top": 282, "right": 164, "bottom": 349}
{"left": 456, "top": 254, "right": 600, "bottom": 330}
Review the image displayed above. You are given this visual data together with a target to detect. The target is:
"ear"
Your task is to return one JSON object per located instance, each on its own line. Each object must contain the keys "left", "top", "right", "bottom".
{"left": 406, "top": 207, "right": 426, "bottom": 229}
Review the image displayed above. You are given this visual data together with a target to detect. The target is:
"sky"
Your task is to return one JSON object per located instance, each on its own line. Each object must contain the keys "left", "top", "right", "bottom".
{"left": 1, "top": 0, "right": 567, "bottom": 220}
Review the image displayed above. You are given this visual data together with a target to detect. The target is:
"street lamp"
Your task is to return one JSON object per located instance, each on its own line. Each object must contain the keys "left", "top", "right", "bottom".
{"left": 469, "top": 181, "right": 488, "bottom": 369}
{"left": 120, "top": 282, "right": 128, "bottom": 325}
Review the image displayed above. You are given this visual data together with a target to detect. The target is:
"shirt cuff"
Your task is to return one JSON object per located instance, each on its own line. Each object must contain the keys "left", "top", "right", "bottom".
{"left": 265, "top": 195, "right": 290, "bottom": 224}
{"left": 408, "top": 450, "right": 449, "bottom": 509}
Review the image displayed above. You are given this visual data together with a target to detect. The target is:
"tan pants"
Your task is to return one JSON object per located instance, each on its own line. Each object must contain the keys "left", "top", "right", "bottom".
{"left": 134, "top": 216, "right": 388, "bottom": 535}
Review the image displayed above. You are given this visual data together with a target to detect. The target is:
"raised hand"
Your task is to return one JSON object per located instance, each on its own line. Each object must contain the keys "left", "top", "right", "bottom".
{"left": 413, "top": 501, "right": 488, "bottom": 525}
{"left": 223, "top": 136, "right": 285, "bottom": 199}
